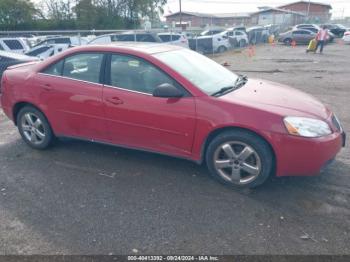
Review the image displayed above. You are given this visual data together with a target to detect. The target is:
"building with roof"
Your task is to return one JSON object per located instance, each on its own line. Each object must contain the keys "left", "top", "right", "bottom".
{"left": 165, "top": 11, "right": 251, "bottom": 28}
{"left": 250, "top": 8, "right": 306, "bottom": 28}
{"left": 279, "top": 1, "right": 332, "bottom": 23}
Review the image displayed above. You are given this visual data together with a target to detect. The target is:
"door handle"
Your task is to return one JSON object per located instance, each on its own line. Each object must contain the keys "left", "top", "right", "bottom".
{"left": 106, "top": 97, "right": 123, "bottom": 105}
{"left": 41, "top": 83, "right": 53, "bottom": 91}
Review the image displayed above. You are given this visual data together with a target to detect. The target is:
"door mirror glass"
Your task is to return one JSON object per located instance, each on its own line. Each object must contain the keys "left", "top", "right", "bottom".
{"left": 153, "top": 83, "right": 184, "bottom": 98}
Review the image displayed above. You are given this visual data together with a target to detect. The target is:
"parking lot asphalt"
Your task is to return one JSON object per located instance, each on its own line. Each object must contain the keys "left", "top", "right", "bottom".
{"left": 0, "top": 43, "right": 349, "bottom": 255}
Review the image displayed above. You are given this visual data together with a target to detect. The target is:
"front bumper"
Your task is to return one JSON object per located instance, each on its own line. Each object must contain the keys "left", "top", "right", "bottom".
{"left": 272, "top": 131, "right": 345, "bottom": 177}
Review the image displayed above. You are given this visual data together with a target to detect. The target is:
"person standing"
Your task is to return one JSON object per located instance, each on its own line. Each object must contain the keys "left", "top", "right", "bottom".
{"left": 315, "top": 26, "right": 328, "bottom": 54}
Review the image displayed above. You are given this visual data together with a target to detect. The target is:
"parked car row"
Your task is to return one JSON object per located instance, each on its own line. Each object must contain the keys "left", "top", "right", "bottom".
{"left": 1, "top": 32, "right": 192, "bottom": 60}
{"left": 190, "top": 25, "right": 277, "bottom": 54}
{"left": 278, "top": 23, "right": 349, "bottom": 45}
{"left": 1, "top": 23, "right": 347, "bottom": 61}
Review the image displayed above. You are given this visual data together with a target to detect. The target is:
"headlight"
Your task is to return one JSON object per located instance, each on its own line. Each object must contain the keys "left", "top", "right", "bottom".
{"left": 284, "top": 117, "right": 332, "bottom": 138}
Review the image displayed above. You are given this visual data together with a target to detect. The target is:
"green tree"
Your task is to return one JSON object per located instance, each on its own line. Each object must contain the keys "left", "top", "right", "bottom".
{"left": 0, "top": 0, "right": 37, "bottom": 30}
{"left": 75, "top": 0, "right": 98, "bottom": 29}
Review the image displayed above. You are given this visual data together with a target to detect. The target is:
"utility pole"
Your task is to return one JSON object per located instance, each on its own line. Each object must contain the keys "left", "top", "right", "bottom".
{"left": 307, "top": 0, "right": 311, "bottom": 20}
{"left": 179, "top": 0, "right": 182, "bottom": 31}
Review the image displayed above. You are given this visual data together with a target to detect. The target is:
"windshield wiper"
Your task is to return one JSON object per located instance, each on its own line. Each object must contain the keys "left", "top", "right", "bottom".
{"left": 234, "top": 74, "right": 248, "bottom": 88}
{"left": 211, "top": 75, "right": 248, "bottom": 97}
{"left": 211, "top": 86, "right": 235, "bottom": 97}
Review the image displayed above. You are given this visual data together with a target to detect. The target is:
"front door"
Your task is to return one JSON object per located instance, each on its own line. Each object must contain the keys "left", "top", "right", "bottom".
{"left": 103, "top": 53, "right": 196, "bottom": 158}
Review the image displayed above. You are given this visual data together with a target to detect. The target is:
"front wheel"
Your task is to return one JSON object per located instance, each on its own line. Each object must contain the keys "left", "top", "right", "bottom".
{"left": 217, "top": 46, "right": 227, "bottom": 53}
{"left": 206, "top": 130, "right": 274, "bottom": 188}
{"left": 17, "top": 106, "right": 54, "bottom": 150}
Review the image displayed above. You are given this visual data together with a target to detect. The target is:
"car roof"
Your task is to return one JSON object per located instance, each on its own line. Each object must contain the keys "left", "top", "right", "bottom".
{"left": 75, "top": 42, "right": 183, "bottom": 55}
{"left": 158, "top": 32, "right": 182, "bottom": 35}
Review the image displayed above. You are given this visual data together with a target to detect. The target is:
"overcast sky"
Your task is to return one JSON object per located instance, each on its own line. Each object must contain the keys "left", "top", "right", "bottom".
{"left": 165, "top": 0, "right": 350, "bottom": 18}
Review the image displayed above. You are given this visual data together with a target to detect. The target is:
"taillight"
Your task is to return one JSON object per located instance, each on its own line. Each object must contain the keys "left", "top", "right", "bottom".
{"left": 344, "top": 31, "right": 350, "bottom": 36}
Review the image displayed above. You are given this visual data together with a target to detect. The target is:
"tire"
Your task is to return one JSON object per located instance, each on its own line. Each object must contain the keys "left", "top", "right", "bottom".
{"left": 283, "top": 38, "right": 292, "bottom": 45}
{"left": 217, "top": 46, "right": 227, "bottom": 53}
{"left": 205, "top": 130, "right": 274, "bottom": 188}
{"left": 17, "top": 106, "right": 54, "bottom": 150}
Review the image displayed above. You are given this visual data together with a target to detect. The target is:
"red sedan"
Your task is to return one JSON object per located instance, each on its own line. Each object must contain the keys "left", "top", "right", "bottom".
{"left": 0, "top": 43, "right": 345, "bottom": 188}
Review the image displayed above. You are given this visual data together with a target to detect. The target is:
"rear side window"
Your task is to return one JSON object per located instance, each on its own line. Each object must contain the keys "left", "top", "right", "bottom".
{"left": 62, "top": 53, "right": 104, "bottom": 83}
{"left": 159, "top": 35, "right": 180, "bottom": 42}
{"left": 293, "top": 31, "right": 303, "bottom": 35}
{"left": 115, "top": 35, "right": 135, "bottom": 41}
{"left": 43, "top": 60, "right": 64, "bottom": 76}
{"left": 54, "top": 38, "right": 71, "bottom": 44}
{"left": 26, "top": 46, "right": 51, "bottom": 56}
{"left": 109, "top": 54, "right": 176, "bottom": 94}
{"left": 3, "top": 40, "right": 24, "bottom": 50}
{"left": 136, "top": 34, "right": 157, "bottom": 42}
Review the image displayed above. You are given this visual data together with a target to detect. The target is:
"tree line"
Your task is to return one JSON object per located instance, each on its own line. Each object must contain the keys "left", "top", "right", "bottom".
{"left": 0, "top": 0, "right": 167, "bottom": 30}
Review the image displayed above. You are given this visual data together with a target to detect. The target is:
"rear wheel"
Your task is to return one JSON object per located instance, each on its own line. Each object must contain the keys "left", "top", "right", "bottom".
{"left": 206, "top": 130, "right": 274, "bottom": 188}
{"left": 17, "top": 106, "right": 54, "bottom": 150}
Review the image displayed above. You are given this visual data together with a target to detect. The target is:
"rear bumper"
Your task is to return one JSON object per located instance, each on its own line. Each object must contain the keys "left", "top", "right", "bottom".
{"left": 273, "top": 131, "right": 345, "bottom": 177}
{"left": 0, "top": 94, "right": 12, "bottom": 120}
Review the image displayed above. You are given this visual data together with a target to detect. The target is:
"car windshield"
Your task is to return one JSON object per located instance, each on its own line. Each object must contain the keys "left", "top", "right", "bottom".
{"left": 154, "top": 49, "right": 239, "bottom": 95}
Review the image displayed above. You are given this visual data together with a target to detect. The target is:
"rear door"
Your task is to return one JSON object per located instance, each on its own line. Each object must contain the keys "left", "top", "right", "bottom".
{"left": 292, "top": 30, "right": 304, "bottom": 43}
{"left": 36, "top": 52, "right": 108, "bottom": 141}
{"left": 103, "top": 53, "right": 196, "bottom": 158}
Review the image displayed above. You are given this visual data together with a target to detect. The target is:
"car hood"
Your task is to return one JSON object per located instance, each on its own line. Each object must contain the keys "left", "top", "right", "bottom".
{"left": 219, "top": 78, "right": 330, "bottom": 119}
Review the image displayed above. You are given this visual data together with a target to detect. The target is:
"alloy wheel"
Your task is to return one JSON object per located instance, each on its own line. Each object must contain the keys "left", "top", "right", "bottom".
{"left": 21, "top": 113, "right": 46, "bottom": 145}
{"left": 213, "top": 141, "right": 262, "bottom": 185}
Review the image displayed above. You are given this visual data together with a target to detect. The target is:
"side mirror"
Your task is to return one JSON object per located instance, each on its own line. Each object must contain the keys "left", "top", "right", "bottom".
{"left": 153, "top": 83, "right": 184, "bottom": 98}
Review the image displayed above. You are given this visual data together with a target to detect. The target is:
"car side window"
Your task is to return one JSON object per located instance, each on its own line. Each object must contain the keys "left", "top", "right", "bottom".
{"left": 136, "top": 34, "right": 156, "bottom": 42}
{"left": 27, "top": 46, "right": 52, "bottom": 57}
{"left": 0, "top": 43, "right": 4, "bottom": 50}
{"left": 62, "top": 53, "right": 104, "bottom": 83}
{"left": 43, "top": 60, "right": 64, "bottom": 76}
{"left": 109, "top": 54, "right": 176, "bottom": 94}
{"left": 3, "top": 40, "right": 23, "bottom": 50}
{"left": 117, "top": 35, "right": 135, "bottom": 42}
